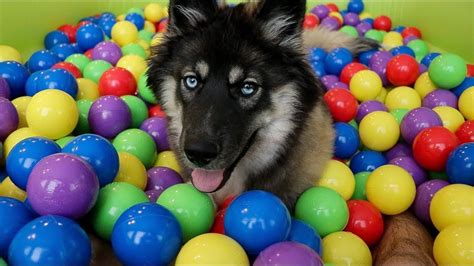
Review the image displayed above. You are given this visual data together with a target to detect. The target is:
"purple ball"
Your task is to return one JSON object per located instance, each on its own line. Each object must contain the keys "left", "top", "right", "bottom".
{"left": 0, "top": 97, "right": 18, "bottom": 140}
{"left": 320, "top": 17, "right": 340, "bottom": 31}
{"left": 27, "top": 153, "right": 99, "bottom": 219}
{"left": 385, "top": 142, "right": 413, "bottom": 161}
{"left": 389, "top": 156, "right": 427, "bottom": 186}
{"left": 0, "top": 77, "right": 10, "bottom": 99}
{"left": 311, "top": 5, "right": 330, "bottom": 19}
{"left": 328, "top": 81, "right": 349, "bottom": 90}
{"left": 413, "top": 180, "right": 449, "bottom": 225}
{"left": 401, "top": 107, "right": 442, "bottom": 143}
{"left": 88, "top": 95, "right": 131, "bottom": 139}
{"left": 92, "top": 41, "right": 122, "bottom": 65}
{"left": 146, "top": 167, "right": 183, "bottom": 192}
{"left": 369, "top": 51, "right": 392, "bottom": 86}
{"left": 254, "top": 242, "right": 323, "bottom": 266}
{"left": 321, "top": 75, "right": 339, "bottom": 90}
{"left": 422, "top": 89, "right": 458, "bottom": 109}
{"left": 140, "top": 117, "right": 170, "bottom": 151}
{"left": 343, "top": 12, "right": 360, "bottom": 26}
{"left": 356, "top": 100, "right": 388, "bottom": 122}
{"left": 356, "top": 21, "right": 372, "bottom": 36}
{"left": 419, "top": 64, "right": 428, "bottom": 74}
{"left": 145, "top": 189, "right": 162, "bottom": 202}
{"left": 403, "top": 36, "right": 419, "bottom": 46}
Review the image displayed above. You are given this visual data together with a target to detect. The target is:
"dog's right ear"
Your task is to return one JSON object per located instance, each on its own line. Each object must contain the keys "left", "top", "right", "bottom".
{"left": 168, "top": 0, "right": 217, "bottom": 34}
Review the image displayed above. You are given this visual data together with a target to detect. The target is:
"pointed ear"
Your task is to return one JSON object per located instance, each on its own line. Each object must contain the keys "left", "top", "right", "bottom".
{"left": 168, "top": 0, "right": 217, "bottom": 34}
{"left": 255, "top": 0, "right": 306, "bottom": 48}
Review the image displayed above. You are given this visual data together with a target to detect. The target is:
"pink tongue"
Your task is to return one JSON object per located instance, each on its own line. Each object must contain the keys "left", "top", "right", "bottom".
{"left": 191, "top": 169, "right": 225, "bottom": 193}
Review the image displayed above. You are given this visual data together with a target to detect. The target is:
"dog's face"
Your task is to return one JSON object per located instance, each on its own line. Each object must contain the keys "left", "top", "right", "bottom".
{"left": 148, "top": 0, "right": 321, "bottom": 193}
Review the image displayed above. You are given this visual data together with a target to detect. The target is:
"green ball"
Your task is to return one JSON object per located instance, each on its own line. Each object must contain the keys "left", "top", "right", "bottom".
{"left": 390, "top": 108, "right": 409, "bottom": 125}
{"left": 56, "top": 136, "right": 75, "bottom": 148}
{"left": 364, "top": 29, "right": 383, "bottom": 42}
{"left": 65, "top": 54, "right": 91, "bottom": 72}
{"left": 407, "top": 39, "right": 429, "bottom": 59}
{"left": 89, "top": 182, "right": 149, "bottom": 240}
{"left": 75, "top": 99, "right": 93, "bottom": 134}
{"left": 127, "top": 7, "right": 144, "bottom": 17}
{"left": 157, "top": 184, "right": 215, "bottom": 242}
{"left": 83, "top": 60, "right": 113, "bottom": 84}
{"left": 348, "top": 119, "right": 358, "bottom": 130}
{"left": 0, "top": 257, "right": 6, "bottom": 266}
{"left": 138, "top": 30, "right": 154, "bottom": 43}
{"left": 428, "top": 53, "right": 467, "bottom": 89}
{"left": 113, "top": 128, "right": 157, "bottom": 168}
{"left": 351, "top": 171, "right": 370, "bottom": 200}
{"left": 339, "top": 26, "right": 358, "bottom": 37}
{"left": 295, "top": 186, "right": 348, "bottom": 237}
{"left": 138, "top": 73, "right": 158, "bottom": 104}
{"left": 121, "top": 95, "right": 148, "bottom": 128}
{"left": 429, "top": 171, "right": 449, "bottom": 181}
{"left": 121, "top": 43, "right": 147, "bottom": 59}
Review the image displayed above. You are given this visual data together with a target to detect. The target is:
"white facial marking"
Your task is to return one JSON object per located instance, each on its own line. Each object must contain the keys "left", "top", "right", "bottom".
{"left": 229, "top": 66, "right": 244, "bottom": 84}
{"left": 196, "top": 61, "right": 209, "bottom": 79}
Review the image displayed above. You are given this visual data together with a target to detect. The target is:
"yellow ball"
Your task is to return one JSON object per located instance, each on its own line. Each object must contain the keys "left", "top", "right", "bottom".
{"left": 76, "top": 78, "right": 100, "bottom": 101}
{"left": 433, "top": 106, "right": 465, "bottom": 132}
{"left": 151, "top": 33, "right": 165, "bottom": 47}
{"left": 329, "top": 12, "right": 343, "bottom": 23}
{"left": 430, "top": 184, "right": 474, "bottom": 231}
{"left": 117, "top": 14, "right": 125, "bottom": 21}
{"left": 459, "top": 86, "right": 474, "bottom": 120}
{"left": 414, "top": 72, "right": 437, "bottom": 98}
{"left": 154, "top": 151, "right": 183, "bottom": 175}
{"left": 383, "top": 32, "right": 403, "bottom": 49}
{"left": 114, "top": 152, "right": 148, "bottom": 190}
{"left": 359, "top": 111, "right": 400, "bottom": 151}
{"left": 11, "top": 96, "right": 31, "bottom": 128}
{"left": 318, "top": 160, "right": 355, "bottom": 200}
{"left": 112, "top": 21, "right": 138, "bottom": 47}
{"left": 3, "top": 127, "right": 39, "bottom": 158}
{"left": 143, "top": 21, "right": 156, "bottom": 34}
{"left": 350, "top": 70, "right": 383, "bottom": 101}
{"left": 0, "top": 45, "right": 22, "bottom": 63}
{"left": 366, "top": 165, "right": 416, "bottom": 215}
{"left": 0, "top": 177, "right": 26, "bottom": 201}
{"left": 375, "top": 87, "right": 388, "bottom": 103}
{"left": 385, "top": 86, "right": 421, "bottom": 111}
{"left": 137, "top": 40, "right": 150, "bottom": 55}
{"left": 117, "top": 55, "right": 147, "bottom": 81}
{"left": 359, "top": 12, "right": 372, "bottom": 20}
{"left": 144, "top": 3, "right": 166, "bottom": 23}
{"left": 433, "top": 223, "right": 474, "bottom": 266}
{"left": 322, "top": 231, "right": 372, "bottom": 266}
{"left": 176, "top": 233, "right": 249, "bottom": 265}
{"left": 26, "top": 89, "right": 78, "bottom": 140}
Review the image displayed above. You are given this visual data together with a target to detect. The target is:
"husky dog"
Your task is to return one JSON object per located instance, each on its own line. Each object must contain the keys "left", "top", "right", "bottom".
{"left": 147, "top": 0, "right": 378, "bottom": 208}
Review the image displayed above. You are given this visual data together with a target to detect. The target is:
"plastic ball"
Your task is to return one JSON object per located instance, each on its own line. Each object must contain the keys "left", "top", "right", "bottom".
{"left": 52, "top": 62, "right": 82, "bottom": 78}
{"left": 146, "top": 167, "right": 182, "bottom": 194}
{"left": 112, "top": 21, "right": 138, "bottom": 46}
{"left": 98, "top": 17, "right": 117, "bottom": 38}
{"left": 83, "top": 59, "right": 112, "bottom": 83}
{"left": 121, "top": 95, "right": 148, "bottom": 127}
{"left": 366, "top": 165, "right": 416, "bottom": 215}
{"left": 352, "top": 171, "right": 370, "bottom": 200}
{"left": 26, "top": 89, "right": 78, "bottom": 140}
{"left": 324, "top": 48, "right": 353, "bottom": 75}
{"left": 28, "top": 68, "right": 78, "bottom": 98}
{"left": 423, "top": 89, "right": 458, "bottom": 109}
{"left": 318, "top": 160, "right": 355, "bottom": 200}
{"left": 77, "top": 78, "right": 99, "bottom": 100}
{"left": 75, "top": 99, "right": 92, "bottom": 134}
{"left": 0, "top": 61, "right": 30, "bottom": 98}
{"left": 433, "top": 106, "right": 465, "bottom": 133}
{"left": 304, "top": 14, "right": 320, "bottom": 29}
{"left": 224, "top": 190, "right": 290, "bottom": 256}
{"left": 356, "top": 21, "right": 372, "bottom": 36}
{"left": 255, "top": 242, "right": 323, "bottom": 266}
{"left": 339, "top": 63, "right": 367, "bottom": 85}
{"left": 92, "top": 41, "right": 122, "bottom": 65}
{"left": 373, "top": 15, "right": 391, "bottom": 31}
{"left": 144, "top": 3, "right": 166, "bottom": 23}
{"left": 114, "top": 151, "right": 147, "bottom": 190}
{"left": 390, "top": 45, "right": 415, "bottom": 57}
{"left": 140, "top": 117, "right": 170, "bottom": 151}
{"left": 323, "top": 89, "right": 358, "bottom": 122}
{"left": 98, "top": 67, "right": 136, "bottom": 97}
{"left": 350, "top": 70, "right": 382, "bottom": 101}
{"left": 429, "top": 53, "right": 467, "bottom": 89}
{"left": 90, "top": 182, "right": 148, "bottom": 239}
{"left": 121, "top": 43, "right": 147, "bottom": 59}
{"left": 3, "top": 128, "right": 39, "bottom": 158}
{"left": 456, "top": 120, "right": 474, "bottom": 144}
{"left": 385, "top": 86, "right": 421, "bottom": 111}
{"left": 287, "top": 219, "right": 322, "bottom": 254}
{"left": 0, "top": 177, "right": 26, "bottom": 201}
{"left": 413, "top": 180, "right": 449, "bottom": 225}
{"left": 55, "top": 136, "right": 74, "bottom": 148}
{"left": 76, "top": 23, "right": 104, "bottom": 51}
{"left": 27, "top": 50, "right": 61, "bottom": 73}
{"left": 322, "top": 231, "right": 372, "bottom": 265}
{"left": 111, "top": 202, "right": 182, "bottom": 266}
{"left": 116, "top": 54, "right": 147, "bottom": 81}
{"left": 333, "top": 122, "right": 359, "bottom": 159}
{"left": 355, "top": 100, "right": 387, "bottom": 122}
{"left": 430, "top": 184, "right": 474, "bottom": 231}
{"left": 389, "top": 156, "right": 427, "bottom": 186}
{"left": 347, "top": 0, "right": 364, "bottom": 14}
{"left": 27, "top": 153, "right": 99, "bottom": 218}
{"left": 138, "top": 73, "right": 157, "bottom": 104}
{"left": 350, "top": 150, "right": 387, "bottom": 173}
{"left": 390, "top": 108, "right": 409, "bottom": 124}
{"left": 308, "top": 48, "right": 327, "bottom": 63}
{"left": 0, "top": 77, "right": 10, "bottom": 99}
{"left": 413, "top": 126, "right": 459, "bottom": 172}
{"left": 386, "top": 54, "right": 419, "bottom": 86}
{"left": 359, "top": 111, "right": 399, "bottom": 151}
{"left": 0, "top": 97, "right": 18, "bottom": 141}
{"left": 8, "top": 215, "right": 91, "bottom": 266}
{"left": 345, "top": 200, "right": 384, "bottom": 246}
{"left": 433, "top": 223, "right": 474, "bottom": 265}
{"left": 88, "top": 95, "right": 131, "bottom": 138}
{"left": 0, "top": 45, "right": 22, "bottom": 63}
{"left": 459, "top": 87, "right": 474, "bottom": 120}
{"left": 50, "top": 43, "right": 77, "bottom": 60}
{"left": 113, "top": 128, "right": 157, "bottom": 168}
{"left": 65, "top": 53, "right": 91, "bottom": 72}
{"left": 421, "top": 52, "right": 441, "bottom": 67}
{"left": 157, "top": 184, "right": 215, "bottom": 242}
{"left": 414, "top": 73, "right": 436, "bottom": 98}
{"left": 382, "top": 31, "right": 403, "bottom": 49}
{"left": 446, "top": 143, "right": 474, "bottom": 185}
{"left": 125, "top": 13, "right": 145, "bottom": 30}
{"left": 401, "top": 107, "right": 443, "bottom": 143}
{"left": 154, "top": 150, "right": 182, "bottom": 174}
{"left": 407, "top": 39, "right": 429, "bottom": 59}
{"left": 364, "top": 29, "right": 383, "bottom": 42}
{"left": 453, "top": 77, "right": 474, "bottom": 97}
{"left": 320, "top": 17, "right": 341, "bottom": 30}
{"left": 57, "top": 24, "right": 77, "bottom": 43}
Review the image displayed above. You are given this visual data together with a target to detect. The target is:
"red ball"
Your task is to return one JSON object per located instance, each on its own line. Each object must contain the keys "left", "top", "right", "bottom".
{"left": 340, "top": 63, "right": 368, "bottom": 84}
{"left": 401, "top": 26, "right": 422, "bottom": 39}
{"left": 84, "top": 49, "right": 93, "bottom": 60}
{"left": 52, "top": 62, "right": 82, "bottom": 78}
{"left": 220, "top": 196, "right": 236, "bottom": 210}
{"left": 413, "top": 126, "right": 459, "bottom": 172}
{"left": 210, "top": 209, "right": 226, "bottom": 234}
{"left": 345, "top": 200, "right": 384, "bottom": 246}
{"left": 77, "top": 20, "right": 91, "bottom": 28}
{"left": 467, "top": 64, "right": 474, "bottom": 77}
{"left": 373, "top": 15, "right": 392, "bottom": 32}
{"left": 326, "top": 3, "right": 339, "bottom": 12}
{"left": 98, "top": 67, "right": 137, "bottom": 96}
{"left": 57, "top": 24, "right": 77, "bottom": 43}
{"left": 386, "top": 54, "right": 420, "bottom": 86}
{"left": 148, "top": 104, "right": 166, "bottom": 118}
{"left": 455, "top": 120, "right": 474, "bottom": 144}
{"left": 303, "top": 14, "right": 320, "bottom": 29}
{"left": 157, "top": 18, "right": 168, "bottom": 33}
{"left": 323, "top": 88, "right": 358, "bottom": 122}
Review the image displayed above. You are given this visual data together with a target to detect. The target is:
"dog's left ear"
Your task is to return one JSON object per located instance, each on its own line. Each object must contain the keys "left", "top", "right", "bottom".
{"left": 168, "top": 0, "right": 217, "bottom": 34}
{"left": 255, "top": 0, "right": 306, "bottom": 48}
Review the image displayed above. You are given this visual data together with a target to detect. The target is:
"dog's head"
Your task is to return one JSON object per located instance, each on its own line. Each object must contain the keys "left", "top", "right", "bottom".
{"left": 147, "top": 0, "right": 321, "bottom": 193}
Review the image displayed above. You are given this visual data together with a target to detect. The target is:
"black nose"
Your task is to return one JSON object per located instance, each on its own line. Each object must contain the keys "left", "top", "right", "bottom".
{"left": 184, "top": 141, "right": 220, "bottom": 166}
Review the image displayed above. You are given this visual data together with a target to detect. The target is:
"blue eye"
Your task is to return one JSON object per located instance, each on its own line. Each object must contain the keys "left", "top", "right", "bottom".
{"left": 240, "top": 82, "right": 258, "bottom": 97}
{"left": 184, "top": 75, "right": 200, "bottom": 90}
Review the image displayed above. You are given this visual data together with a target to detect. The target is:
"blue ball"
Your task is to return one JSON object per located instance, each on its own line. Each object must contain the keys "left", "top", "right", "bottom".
{"left": 0, "top": 61, "right": 30, "bottom": 98}
{"left": 420, "top": 52, "right": 441, "bottom": 67}
{"left": 25, "top": 70, "right": 45, "bottom": 96}
{"left": 76, "top": 23, "right": 104, "bottom": 51}
{"left": 0, "top": 197, "right": 35, "bottom": 258}
{"left": 350, "top": 150, "right": 387, "bottom": 173}
{"left": 447, "top": 143, "right": 474, "bottom": 185}
{"left": 334, "top": 122, "right": 360, "bottom": 159}
{"left": 324, "top": 48, "right": 353, "bottom": 75}
{"left": 50, "top": 43, "right": 77, "bottom": 61}
{"left": 393, "top": 26, "right": 406, "bottom": 33}
{"left": 28, "top": 68, "right": 78, "bottom": 98}
{"left": 287, "top": 219, "right": 322, "bottom": 255}
{"left": 390, "top": 46, "right": 416, "bottom": 57}
{"left": 125, "top": 13, "right": 145, "bottom": 30}
{"left": 347, "top": 0, "right": 364, "bottom": 14}
{"left": 452, "top": 77, "right": 474, "bottom": 97}
{"left": 111, "top": 203, "right": 182, "bottom": 266}
{"left": 27, "top": 50, "right": 61, "bottom": 73}
{"left": 99, "top": 17, "right": 117, "bottom": 38}
{"left": 359, "top": 49, "right": 377, "bottom": 66}
{"left": 100, "top": 12, "right": 116, "bottom": 20}
{"left": 310, "top": 61, "right": 326, "bottom": 77}
{"left": 62, "top": 134, "right": 119, "bottom": 187}
{"left": 44, "top": 30, "right": 69, "bottom": 50}
{"left": 362, "top": 18, "right": 374, "bottom": 26}
{"left": 6, "top": 137, "right": 61, "bottom": 190}
{"left": 309, "top": 48, "right": 327, "bottom": 63}
{"left": 224, "top": 190, "right": 291, "bottom": 257}
{"left": 8, "top": 215, "right": 91, "bottom": 266}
